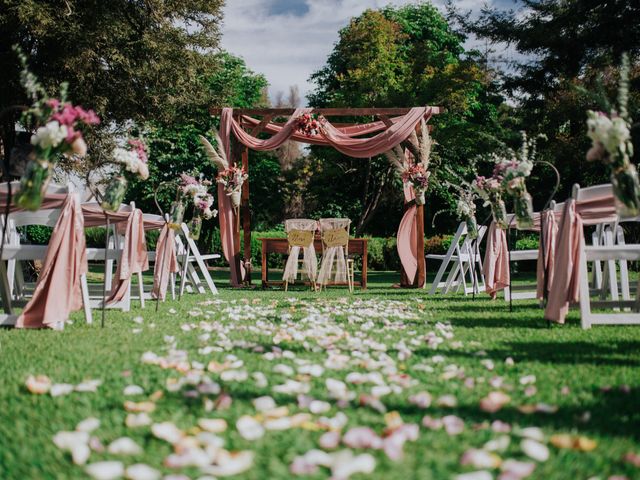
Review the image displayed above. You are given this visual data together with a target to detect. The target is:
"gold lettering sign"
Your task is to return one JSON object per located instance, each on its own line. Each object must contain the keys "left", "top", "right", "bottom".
{"left": 288, "top": 229, "right": 314, "bottom": 247}
{"left": 323, "top": 228, "right": 349, "bottom": 248}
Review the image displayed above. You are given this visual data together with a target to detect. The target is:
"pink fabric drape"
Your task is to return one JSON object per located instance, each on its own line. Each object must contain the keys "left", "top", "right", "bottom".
{"left": 16, "top": 194, "right": 88, "bottom": 329}
{"left": 535, "top": 209, "right": 558, "bottom": 300}
{"left": 105, "top": 209, "right": 149, "bottom": 304}
{"left": 397, "top": 183, "right": 418, "bottom": 284}
{"left": 483, "top": 222, "right": 510, "bottom": 299}
{"left": 151, "top": 224, "right": 179, "bottom": 301}
{"left": 544, "top": 195, "right": 616, "bottom": 324}
{"left": 81, "top": 203, "right": 131, "bottom": 227}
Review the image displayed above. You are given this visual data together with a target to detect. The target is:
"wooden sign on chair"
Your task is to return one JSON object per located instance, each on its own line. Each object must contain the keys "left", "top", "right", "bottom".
{"left": 287, "top": 229, "right": 314, "bottom": 247}
{"left": 323, "top": 228, "right": 349, "bottom": 248}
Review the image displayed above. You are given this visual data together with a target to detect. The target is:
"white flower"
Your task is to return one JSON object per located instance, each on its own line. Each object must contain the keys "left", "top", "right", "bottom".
{"left": 31, "top": 121, "right": 68, "bottom": 150}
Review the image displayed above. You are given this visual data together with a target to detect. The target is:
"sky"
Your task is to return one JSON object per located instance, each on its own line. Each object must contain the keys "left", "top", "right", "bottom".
{"left": 220, "top": 0, "right": 521, "bottom": 105}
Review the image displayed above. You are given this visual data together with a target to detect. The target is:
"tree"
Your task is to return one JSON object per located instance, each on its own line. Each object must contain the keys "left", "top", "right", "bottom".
{"left": 308, "top": 3, "right": 508, "bottom": 235}
{"left": 459, "top": 0, "right": 640, "bottom": 200}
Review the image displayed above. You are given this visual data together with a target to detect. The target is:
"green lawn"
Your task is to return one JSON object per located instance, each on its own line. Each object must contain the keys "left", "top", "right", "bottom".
{"left": 1, "top": 271, "right": 639, "bottom": 479}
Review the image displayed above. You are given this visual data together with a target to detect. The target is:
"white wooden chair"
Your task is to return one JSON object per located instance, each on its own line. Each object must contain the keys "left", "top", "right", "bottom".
{"left": 0, "top": 195, "right": 93, "bottom": 326}
{"left": 427, "top": 222, "right": 487, "bottom": 295}
{"left": 573, "top": 183, "right": 640, "bottom": 328}
{"left": 176, "top": 222, "right": 219, "bottom": 296}
{"left": 142, "top": 213, "right": 176, "bottom": 301}
{"left": 82, "top": 202, "right": 146, "bottom": 312}
{"left": 317, "top": 218, "right": 355, "bottom": 292}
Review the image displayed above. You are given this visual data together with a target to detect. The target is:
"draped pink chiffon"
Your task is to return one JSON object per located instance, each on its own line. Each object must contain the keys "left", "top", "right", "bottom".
{"left": 218, "top": 106, "right": 434, "bottom": 284}
{"left": 397, "top": 183, "right": 418, "bottom": 284}
{"left": 535, "top": 209, "right": 558, "bottom": 300}
{"left": 105, "top": 209, "right": 149, "bottom": 304}
{"left": 16, "top": 194, "right": 88, "bottom": 329}
{"left": 151, "top": 224, "right": 179, "bottom": 300}
{"left": 483, "top": 222, "right": 510, "bottom": 299}
{"left": 544, "top": 195, "right": 616, "bottom": 323}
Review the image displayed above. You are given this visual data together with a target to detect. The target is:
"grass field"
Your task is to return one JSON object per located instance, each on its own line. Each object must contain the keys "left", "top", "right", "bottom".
{"left": 0, "top": 271, "right": 639, "bottom": 479}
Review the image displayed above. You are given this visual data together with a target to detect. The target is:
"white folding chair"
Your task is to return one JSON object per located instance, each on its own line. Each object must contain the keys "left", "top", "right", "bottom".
{"left": 573, "top": 183, "right": 640, "bottom": 328}
{"left": 283, "top": 219, "right": 318, "bottom": 291}
{"left": 1, "top": 198, "right": 93, "bottom": 326}
{"left": 177, "top": 222, "right": 219, "bottom": 296}
{"left": 427, "top": 222, "right": 487, "bottom": 295}
{"left": 317, "top": 218, "right": 355, "bottom": 292}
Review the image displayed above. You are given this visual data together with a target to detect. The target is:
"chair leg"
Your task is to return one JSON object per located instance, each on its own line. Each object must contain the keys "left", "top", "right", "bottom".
{"left": 80, "top": 274, "right": 93, "bottom": 324}
{"left": 284, "top": 279, "right": 288, "bottom": 292}
{"left": 170, "top": 273, "right": 176, "bottom": 300}
{"left": 137, "top": 272, "right": 145, "bottom": 309}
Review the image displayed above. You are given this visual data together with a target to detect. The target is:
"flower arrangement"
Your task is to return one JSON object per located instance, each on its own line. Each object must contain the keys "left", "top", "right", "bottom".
{"left": 586, "top": 53, "right": 638, "bottom": 217}
{"left": 13, "top": 47, "right": 100, "bottom": 210}
{"left": 216, "top": 166, "right": 248, "bottom": 208}
{"left": 295, "top": 113, "right": 322, "bottom": 136}
{"left": 402, "top": 164, "right": 430, "bottom": 205}
{"left": 456, "top": 189, "right": 479, "bottom": 239}
{"left": 100, "top": 137, "right": 150, "bottom": 212}
{"left": 473, "top": 175, "right": 508, "bottom": 229}
{"left": 179, "top": 173, "right": 217, "bottom": 239}
{"left": 491, "top": 132, "right": 540, "bottom": 229}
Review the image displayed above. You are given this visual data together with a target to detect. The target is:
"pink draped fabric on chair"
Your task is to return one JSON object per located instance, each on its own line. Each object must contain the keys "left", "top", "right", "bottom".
{"left": 535, "top": 209, "right": 559, "bottom": 301}
{"left": 397, "top": 183, "right": 419, "bottom": 285}
{"left": 105, "top": 209, "right": 149, "bottom": 304}
{"left": 217, "top": 106, "right": 434, "bottom": 285}
{"left": 16, "top": 194, "right": 88, "bottom": 329}
{"left": 482, "top": 222, "right": 510, "bottom": 299}
{"left": 544, "top": 195, "right": 616, "bottom": 324}
{"left": 151, "top": 224, "right": 179, "bottom": 301}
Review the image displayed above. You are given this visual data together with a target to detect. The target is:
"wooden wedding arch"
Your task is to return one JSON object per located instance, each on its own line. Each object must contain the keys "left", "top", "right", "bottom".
{"left": 209, "top": 106, "right": 442, "bottom": 287}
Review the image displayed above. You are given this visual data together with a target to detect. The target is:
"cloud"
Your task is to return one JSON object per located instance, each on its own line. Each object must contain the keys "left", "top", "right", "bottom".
{"left": 220, "top": 0, "right": 520, "bottom": 105}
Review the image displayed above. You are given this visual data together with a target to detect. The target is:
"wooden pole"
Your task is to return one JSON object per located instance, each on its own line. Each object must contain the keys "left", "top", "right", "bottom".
{"left": 241, "top": 145, "right": 251, "bottom": 285}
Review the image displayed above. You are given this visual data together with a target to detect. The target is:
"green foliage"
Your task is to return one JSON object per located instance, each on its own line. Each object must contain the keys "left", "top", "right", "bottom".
{"left": 308, "top": 2, "right": 510, "bottom": 235}
{"left": 24, "top": 225, "right": 51, "bottom": 245}
{"left": 515, "top": 234, "right": 539, "bottom": 251}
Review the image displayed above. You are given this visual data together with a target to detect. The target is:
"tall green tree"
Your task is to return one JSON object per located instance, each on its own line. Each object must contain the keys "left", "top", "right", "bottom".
{"left": 308, "top": 3, "right": 508, "bottom": 235}
{"left": 460, "top": 0, "right": 640, "bottom": 199}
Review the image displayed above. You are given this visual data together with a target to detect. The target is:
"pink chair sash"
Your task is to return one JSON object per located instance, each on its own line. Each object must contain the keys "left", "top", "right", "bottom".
{"left": 482, "top": 222, "right": 510, "bottom": 299}
{"left": 151, "top": 224, "right": 179, "bottom": 300}
{"left": 105, "top": 209, "right": 149, "bottom": 304}
{"left": 544, "top": 195, "right": 616, "bottom": 323}
{"left": 16, "top": 194, "right": 88, "bottom": 329}
{"left": 535, "top": 209, "right": 558, "bottom": 300}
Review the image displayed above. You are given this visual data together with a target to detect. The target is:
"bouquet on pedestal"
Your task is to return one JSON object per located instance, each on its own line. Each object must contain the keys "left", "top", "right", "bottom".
{"left": 585, "top": 53, "right": 637, "bottom": 217}
{"left": 179, "top": 174, "right": 217, "bottom": 239}
{"left": 473, "top": 175, "right": 508, "bottom": 229}
{"left": 100, "top": 138, "right": 149, "bottom": 212}
{"left": 13, "top": 48, "right": 100, "bottom": 210}
{"left": 492, "top": 132, "right": 539, "bottom": 230}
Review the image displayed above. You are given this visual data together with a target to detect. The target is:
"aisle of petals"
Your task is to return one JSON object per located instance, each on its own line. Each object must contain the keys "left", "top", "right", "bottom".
{"left": 24, "top": 297, "right": 634, "bottom": 479}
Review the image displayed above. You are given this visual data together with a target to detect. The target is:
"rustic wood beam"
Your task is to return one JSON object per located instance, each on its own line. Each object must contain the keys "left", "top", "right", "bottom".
{"left": 249, "top": 114, "right": 273, "bottom": 136}
{"left": 210, "top": 107, "right": 443, "bottom": 116}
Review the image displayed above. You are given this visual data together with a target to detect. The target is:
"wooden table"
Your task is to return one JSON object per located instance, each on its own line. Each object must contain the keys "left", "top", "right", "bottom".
{"left": 259, "top": 237, "right": 368, "bottom": 289}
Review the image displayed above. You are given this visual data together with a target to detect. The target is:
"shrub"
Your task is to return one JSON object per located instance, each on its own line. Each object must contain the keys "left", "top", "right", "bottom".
{"left": 24, "top": 225, "right": 52, "bottom": 245}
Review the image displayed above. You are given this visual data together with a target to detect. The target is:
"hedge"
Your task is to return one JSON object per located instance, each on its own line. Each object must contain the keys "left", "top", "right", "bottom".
{"left": 21, "top": 226, "right": 539, "bottom": 272}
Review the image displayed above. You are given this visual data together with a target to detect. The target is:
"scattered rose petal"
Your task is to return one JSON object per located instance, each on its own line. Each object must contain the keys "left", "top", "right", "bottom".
{"left": 236, "top": 415, "right": 264, "bottom": 440}
{"left": 125, "top": 463, "right": 161, "bottom": 480}
{"left": 455, "top": 471, "right": 493, "bottom": 480}
{"left": 26, "top": 375, "right": 51, "bottom": 394}
{"left": 50, "top": 383, "right": 75, "bottom": 397}
{"left": 198, "top": 418, "right": 227, "bottom": 433}
{"left": 461, "top": 449, "right": 501, "bottom": 469}
{"left": 521, "top": 439, "right": 549, "bottom": 462}
{"left": 480, "top": 391, "right": 511, "bottom": 413}
{"left": 123, "top": 385, "right": 144, "bottom": 396}
{"left": 76, "top": 417, "right": 101, "bottom": 433}
{"left": 85, "top": 461, "right": 125, "bottom": 480}
{"left": 320, "top": 431, "right": 341, "bottom": 450}
{"left": 107, "top": 437, "right": 143, "bottom": 455}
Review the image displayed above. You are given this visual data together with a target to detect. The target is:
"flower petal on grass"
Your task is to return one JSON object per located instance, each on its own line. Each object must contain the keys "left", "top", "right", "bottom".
{"left": 236, "top": 415, "right": 264, "bottom": 440}
{"left": 521, "top": 439, "right": 549, "bottom": 462}
{"left": 123, "top": 385, "right": 145, "bottom": 396}
{"left": 151, "top": 422, "right": 184, "bottom": 444}
{"left": 85, "top": 461, "right": 125, "bottom": 480}
{"left": 461, "top": 449, "right": 502, "bottom": 469}
{"left": 198, "top": 418, "right": 227, "bottom": 433}
{"left": 126, "top": 413, "right": 152, "bottom": 428}
{"left": 76, "top": 417, "right": 101, "bottom": 433}
{"left": 107, "top": 437, "right": 143, "bottom": 455}
{"left": 26, "top": 375, "right": 51, "bottom": 394}
{"left": 125, "top": 463, "right": 161, "bottom": 480}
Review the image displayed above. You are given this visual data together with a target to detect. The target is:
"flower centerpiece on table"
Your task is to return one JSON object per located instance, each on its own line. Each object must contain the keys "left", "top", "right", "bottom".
{"left": 586, "top": 53, "right": 638, "bottom": 217}
{"left": 473, "top": 175, "right": 508, "bottom": 229}
{"left": 492, "top": 132, "right": 539, "bottom": 229}
{"left": 100, "top": 137, "right": 149, "bottom": 212}
{"left": 402, "top": 164, "right": 430, "bottom": 205}
{"left": 13, "top": 47, "right": 100, "bottom": 210}
{"left": 295, "top": 113, "right": 323, "bottom": 136}
{"left": 178, "top": 173, "right": 217, "bottom": 239}
{"left": 216, "top": 166, "right": 248, "bottom": 209}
